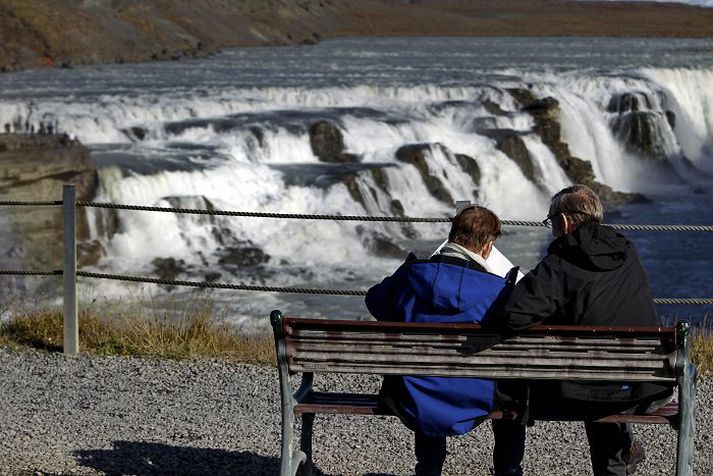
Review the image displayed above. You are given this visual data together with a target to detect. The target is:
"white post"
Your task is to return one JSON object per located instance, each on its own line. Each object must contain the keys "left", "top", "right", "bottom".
{"left": 455, "top": 200, "right": 471, "bottom": 215}
{"left": 63, "top": 184, "right": 79, "bottom": 355}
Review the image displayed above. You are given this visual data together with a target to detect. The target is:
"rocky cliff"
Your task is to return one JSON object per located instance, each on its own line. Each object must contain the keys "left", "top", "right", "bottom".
{"left": 0, "top": 134, "right": 97, "bottom": 278}
{"left": 2, "top": 0, "right": 713, "bottom": 72}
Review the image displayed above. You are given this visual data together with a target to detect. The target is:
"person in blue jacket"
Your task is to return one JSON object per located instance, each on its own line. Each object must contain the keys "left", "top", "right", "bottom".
{"left": 365, "top": 205, "right": 517, "bottom": 476}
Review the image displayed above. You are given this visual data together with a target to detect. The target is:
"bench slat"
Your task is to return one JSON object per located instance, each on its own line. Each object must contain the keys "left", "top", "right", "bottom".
{"left": 291, "top": 361, "right": 675, "bottom": 381}
{"left": 289, "top": 329, "right": 666, "bottom": 346}
{"left": 294, "top": 392, "right": 679, "bottom": 425}
{"left": 290, "top": 343, "right": 669, "bottom": 361}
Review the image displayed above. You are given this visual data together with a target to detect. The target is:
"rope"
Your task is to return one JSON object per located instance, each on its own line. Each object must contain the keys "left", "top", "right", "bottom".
{"left": 609, "top": 224, "right": 713, "bottom": 233}
{"left": 75, "top": 271, "right": 367, "bottom": 296}
{"left": 0, "top": 269, "right": 62, "bottom": 276}
{"left": 76, "top": 202, "right": 451, "bottom": 223}
{"left": 653, "top": 298, "right": 713, "bottom": 305}
{"left": 1, "top": 200, "right": 712, "bottom": 230}
{"left": 0, "top": 200, "right": 62, "bottom": 206}
{"left": 76, "top": 202, "right": 713, "bottom": 231}
{"left": 1, "top": 270, "right": 710, "bottom": 303}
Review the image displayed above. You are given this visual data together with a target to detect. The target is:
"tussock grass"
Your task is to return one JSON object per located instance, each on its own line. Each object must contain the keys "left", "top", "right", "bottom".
{"left": 2, "top": 300, "right": 713, "bottom": 375}
{"left": 0, "top": 295, "right": 275, "bottom": 364}
{"left": 693, "top": 331, "right": 713, "bottom": 376}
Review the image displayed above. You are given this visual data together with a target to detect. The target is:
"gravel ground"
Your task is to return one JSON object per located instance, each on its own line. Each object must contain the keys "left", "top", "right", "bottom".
{"left": 0, "top": 348, "right": 710, "bottom": 476}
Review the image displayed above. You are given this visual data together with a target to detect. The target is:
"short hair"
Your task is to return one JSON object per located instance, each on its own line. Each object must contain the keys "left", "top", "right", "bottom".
{"left": 549, "top": 184, "right": 604, "bottom": 227}
{"left": 449, "top": 205, "right": 501, "bottom": 252}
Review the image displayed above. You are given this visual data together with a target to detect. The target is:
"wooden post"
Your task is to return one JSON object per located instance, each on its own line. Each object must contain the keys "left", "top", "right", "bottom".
{"left": 63, "top": 184, "right": 79, "bottom": 355}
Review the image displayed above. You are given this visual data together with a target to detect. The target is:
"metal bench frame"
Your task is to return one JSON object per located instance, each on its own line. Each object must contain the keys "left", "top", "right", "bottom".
{"left": 270, "top": 310, "right": 696, "bottom": 476}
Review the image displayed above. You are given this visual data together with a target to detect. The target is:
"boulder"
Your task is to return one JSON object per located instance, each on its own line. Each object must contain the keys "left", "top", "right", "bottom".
{"left": 309, "top": 120, "right": 360, "bottom": 163}
{"left": 611, "top": 111, "right": 667, "bottom": 161}
{"left": 218, "top": 243, "right": 270, "bottom": 267}
{"left": 151, "top": 257, "right": 186, "bottom": 281}
{"left": 395, "top": 143, "right": 454, "bottom": 206}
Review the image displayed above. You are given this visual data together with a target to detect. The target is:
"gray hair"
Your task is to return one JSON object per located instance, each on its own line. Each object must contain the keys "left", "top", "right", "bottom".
{"left": 549, "top": 184, "right": 604, "bottom": 227}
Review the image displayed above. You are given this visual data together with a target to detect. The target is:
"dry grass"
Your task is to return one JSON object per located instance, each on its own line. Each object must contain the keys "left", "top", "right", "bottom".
{"left": 693, "top": 332, "right": 713, "bottom": 376}
{"left": 0, "top": 295, "right": 275, "bottom": 364}
{"left": 2, "top": 300, "right": 712, "bottom": 375}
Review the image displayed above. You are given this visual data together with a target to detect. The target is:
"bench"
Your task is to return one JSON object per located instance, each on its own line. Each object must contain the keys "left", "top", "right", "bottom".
{"left": 270, "top": 310, "right": 696, "bottom": 476}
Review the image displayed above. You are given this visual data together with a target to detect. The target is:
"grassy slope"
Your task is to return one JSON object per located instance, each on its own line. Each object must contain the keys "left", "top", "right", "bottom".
{"left": 2, "top": 0, "right": 713, "bottom": 71}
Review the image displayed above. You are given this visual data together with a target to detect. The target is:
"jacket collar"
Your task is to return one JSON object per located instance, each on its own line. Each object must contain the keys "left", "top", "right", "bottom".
{"left": 438, "top": 242, "right": 492, "bottom": 273}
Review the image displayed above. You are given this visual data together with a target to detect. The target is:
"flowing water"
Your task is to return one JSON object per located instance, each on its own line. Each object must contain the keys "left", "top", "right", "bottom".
{"left": 1, "top": 37, "right": 712, "bottom": 329}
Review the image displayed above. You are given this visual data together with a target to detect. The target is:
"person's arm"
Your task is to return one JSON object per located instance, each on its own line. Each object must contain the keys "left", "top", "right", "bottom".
{"left": 500, "top": 257, "right": 564, "bottom": 333}
{"left": 365, "top": 254, "right": 415, "bottom": 322}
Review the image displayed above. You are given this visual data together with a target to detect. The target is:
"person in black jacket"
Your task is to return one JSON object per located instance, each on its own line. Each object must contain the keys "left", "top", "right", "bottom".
{"left": 492, "top": 184, "right": 672, "bottom": 476}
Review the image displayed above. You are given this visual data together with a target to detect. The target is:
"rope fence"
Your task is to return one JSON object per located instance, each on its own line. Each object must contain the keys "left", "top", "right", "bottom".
{"left": 1, "top": 187, "right": 712, "bottom": 355}
{"left": 4, "top": 268, "right": 713, "bottom": 304}
{"left": 2, "top": 199, "right": 713, "bottom": 231}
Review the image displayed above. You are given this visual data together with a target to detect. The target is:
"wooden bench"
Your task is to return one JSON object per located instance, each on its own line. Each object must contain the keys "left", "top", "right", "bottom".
{"left": 270, "top": 310, "right": 696, "bottom": 476}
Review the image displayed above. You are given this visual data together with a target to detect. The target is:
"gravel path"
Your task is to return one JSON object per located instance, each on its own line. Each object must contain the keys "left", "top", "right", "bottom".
{"left": 0, "top": 348, "right": 710, "bottom": 476}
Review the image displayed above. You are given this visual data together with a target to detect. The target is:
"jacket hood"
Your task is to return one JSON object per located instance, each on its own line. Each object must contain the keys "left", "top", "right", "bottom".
{"left": 548, "top": 222, "right": 630, "bottom": 271}
{"left": 405, "top": 259, "right": 505, "bottom": 313}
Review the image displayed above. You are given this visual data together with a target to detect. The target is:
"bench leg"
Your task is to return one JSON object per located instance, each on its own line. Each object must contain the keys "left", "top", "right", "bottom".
{"left": 298, "top": 414, "right": 316, "bottom": 476}
{"left": 675, "top": 362, "right": 697, "bottom": 476}
{"left": 279, "top": 404, "right": 308, "bottom": 476}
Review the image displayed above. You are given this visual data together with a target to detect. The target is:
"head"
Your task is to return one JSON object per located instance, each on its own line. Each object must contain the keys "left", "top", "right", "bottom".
{"left": 449, "top": 205, "right": 501, "bottom": 259}
{"left": 544, "top": 184, "right": 604, "bottom": 237}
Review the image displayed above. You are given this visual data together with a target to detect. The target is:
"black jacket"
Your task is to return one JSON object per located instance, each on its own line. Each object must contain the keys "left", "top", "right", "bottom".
{"left": 502, "top": 222, "right": 658, "bottom": 331}
{"left": 500, "top": 222, "right": 671, "bottom": 404}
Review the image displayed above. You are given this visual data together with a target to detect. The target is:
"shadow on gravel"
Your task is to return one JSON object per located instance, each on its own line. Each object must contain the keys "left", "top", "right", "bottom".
{"left": 75, "top": 441, "right": 282, "bottom": 475}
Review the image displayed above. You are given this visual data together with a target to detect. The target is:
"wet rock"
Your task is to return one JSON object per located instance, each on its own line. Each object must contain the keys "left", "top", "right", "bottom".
{"left": 0, "top": 134, "right": 97, "bottom": 271}
{"left": 472, "top": 117, "right": 499, "bottom": 130}
{"left": 341, "top": 175, "right": 366, "bottom": 209}
{"left": 482, "top": 99, "right": 508, "bottom": 116}
{"left": 151, "top": 257, "right": 186, "bottom": 281}
{"left": 611, "top": 111, "right": 667, "bottom": 161}
{"left": 478, "top": 129, "right": 536, "bottom": 183}
{"left": 249, "top": 126, "right": 265, "bottom": 148}
{"left": 309, "top": 120, "right": 347, "bottom": 162}
{"left": 129, "top": 126, "right": 148, "bottom": 141}
{"left": 666, "top": 111, "right": 676, "bottom": 130}
{"left": 370, "top": 167, "right": 390, "bottom": 191}
{"left": 362, "top": 231, "right": 406, "bottom": 259}
{"left": 507, "top": 91, "right": 648, "bottom": 205}
{"left": 218, "top": 244, "right": 270, "bottom": 267}
{"left": 693, "top": 187, "right": 706, "bottom": 195}
{"left": 204, "top": 272, "right": 222, "bottom": 282}
{"left": 455, "top": 153, "right": 481, "bottom": 199}
{"left": 395, "top": 143, "right": 454, "bottom": 206}
{"left": 506, "top": 88, "right": 536, "bottom": 108}
{"left": 607, "top": 92, "right": 653, "bottom": 114}
{"left": 388, "top": 198, "right": 418, "bottom": 239}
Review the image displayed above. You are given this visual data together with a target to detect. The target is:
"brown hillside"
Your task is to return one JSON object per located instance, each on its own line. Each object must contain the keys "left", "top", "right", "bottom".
{"left": 1, "top": 0, "right": 713, "bottom": 72}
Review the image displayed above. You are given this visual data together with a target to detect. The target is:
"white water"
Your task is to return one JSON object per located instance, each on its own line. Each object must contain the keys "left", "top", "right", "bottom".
{"left": 1, "top": 37, "right": 713, "bottom": 323}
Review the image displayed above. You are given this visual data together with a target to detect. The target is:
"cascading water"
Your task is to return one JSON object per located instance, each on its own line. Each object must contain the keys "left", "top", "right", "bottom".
{"left": 1, "top": 36, "right": 712, "bottom": 325}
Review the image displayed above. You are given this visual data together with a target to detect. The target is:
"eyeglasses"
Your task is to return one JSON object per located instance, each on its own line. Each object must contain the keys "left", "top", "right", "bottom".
{"left": 542, "top": 213, "right": 558, "bottom": 228}
{"left": 542, "top": 210, "right": 591, "bottom": 228}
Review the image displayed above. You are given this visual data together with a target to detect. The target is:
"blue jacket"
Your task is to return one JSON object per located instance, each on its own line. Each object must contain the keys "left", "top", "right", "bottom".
{"left": 365, "top": 254, "right": 515, "bottom": 437}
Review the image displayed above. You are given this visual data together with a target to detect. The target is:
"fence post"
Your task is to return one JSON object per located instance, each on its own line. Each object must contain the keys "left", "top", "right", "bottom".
{"left": 63, "top": 184, "right": 79, "bottom": 355}
{"left": 455, "top": 200, "right": 471, "bottom": 215}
